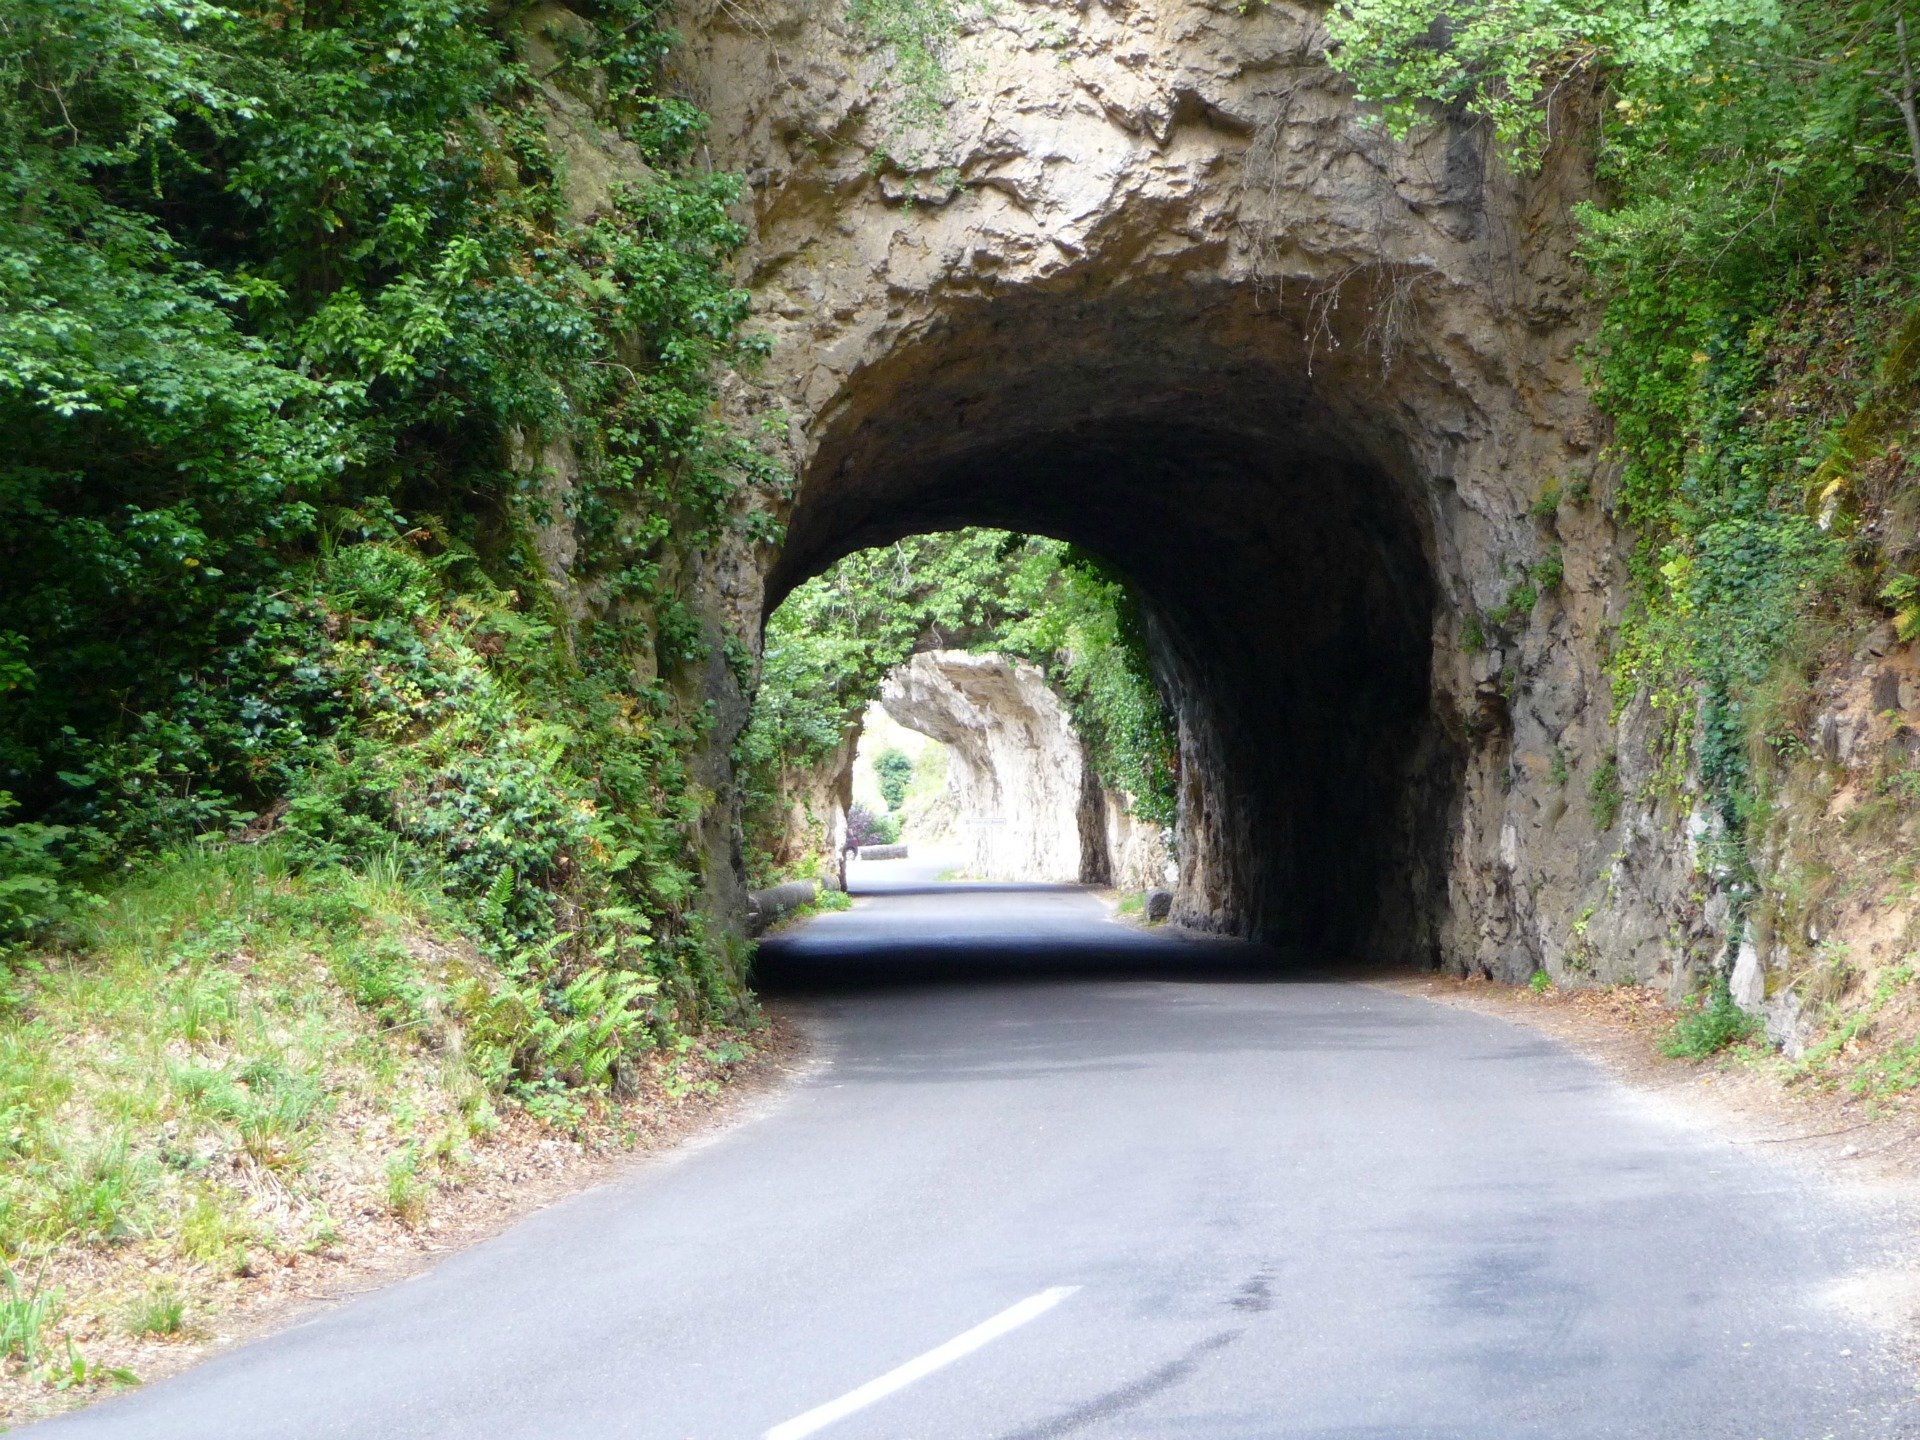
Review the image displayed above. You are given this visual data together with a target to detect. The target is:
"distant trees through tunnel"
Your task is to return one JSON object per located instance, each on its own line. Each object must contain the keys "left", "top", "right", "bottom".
{"left": 739, "top": 530, "right": 1177, "bottom": 896}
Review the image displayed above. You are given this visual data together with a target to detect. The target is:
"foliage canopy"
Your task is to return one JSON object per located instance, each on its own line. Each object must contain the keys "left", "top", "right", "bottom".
{"left": 0, "top": 1, "right": 782, "bottom": 1057}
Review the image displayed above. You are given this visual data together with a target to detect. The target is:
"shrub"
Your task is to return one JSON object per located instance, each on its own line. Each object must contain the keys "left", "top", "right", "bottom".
{"left": 1659, "top": 981, "right": 1761, "bottom": 1060}
{"left": 873, "top": 748, "right": 914, "bottom": 811}
{"left": 846, "top": 804, "right": 900, "bottom": 849}
{"left": 0, "top": 793, "right": 83, "bottom": 950}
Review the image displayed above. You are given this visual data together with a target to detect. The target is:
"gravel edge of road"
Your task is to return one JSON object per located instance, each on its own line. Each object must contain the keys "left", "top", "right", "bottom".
{"left": 1373, "top": 971, "right": 1920, "bottom": 1367}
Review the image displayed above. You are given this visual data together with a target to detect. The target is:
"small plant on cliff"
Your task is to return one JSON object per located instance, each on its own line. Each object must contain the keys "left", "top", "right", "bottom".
{"left": 1548, "top": 747, "right": 1571, "bottom": 788}
{"left": 1588, "top": 756, "right": 1624, "bottom": 832}
{"left": 1659, "top": 980, "right": 1760, "bottom": 1060}
{"left": 1881, "top": 571, "right": 1920, "bottom": 642}
{"left": 848, "top": 0, "right": 968, "bottom": 141}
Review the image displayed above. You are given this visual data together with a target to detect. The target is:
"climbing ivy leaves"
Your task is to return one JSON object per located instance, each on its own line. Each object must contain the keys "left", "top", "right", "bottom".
{"left": 1327, "top": 0, "right": 1920, "bottom": 968}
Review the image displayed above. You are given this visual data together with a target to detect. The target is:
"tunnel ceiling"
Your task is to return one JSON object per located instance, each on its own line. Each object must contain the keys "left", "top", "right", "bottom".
{"left": 766, "top": 286, "right": 1457, "bottom": 604}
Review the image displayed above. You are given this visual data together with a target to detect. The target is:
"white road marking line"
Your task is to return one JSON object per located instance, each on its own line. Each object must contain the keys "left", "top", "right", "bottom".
{"left": 762, "top": 1285, "right": 1080, "bottom": 1440}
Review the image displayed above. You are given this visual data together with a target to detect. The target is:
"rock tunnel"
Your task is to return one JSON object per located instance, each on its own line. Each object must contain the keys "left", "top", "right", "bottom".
{"left": 764, "top": 286, "right": 1462, "bottom": 963}
{"left": 698, "top": 0, "right": 1624, "bottom": 979}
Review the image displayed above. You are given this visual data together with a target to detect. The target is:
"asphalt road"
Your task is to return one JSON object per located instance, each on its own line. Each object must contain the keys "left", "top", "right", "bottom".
{"left": 37, "top": 859, "right": 1920, "bottom": 1438}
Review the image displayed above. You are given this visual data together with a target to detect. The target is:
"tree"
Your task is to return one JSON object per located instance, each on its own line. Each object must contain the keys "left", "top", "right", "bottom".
{"left": 873, "top": 748, "right": 914, "bottom": 811}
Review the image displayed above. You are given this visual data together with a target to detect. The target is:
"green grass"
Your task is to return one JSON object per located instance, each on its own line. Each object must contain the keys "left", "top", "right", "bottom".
{"left": 0, "top": 834, "right": 762, "bottom": 1415}
{"left": 0, "top": 843, "right": 541, "bottom": 1367}
{"left": 124, "top": 1283, "right": 186, "bottom": 1339}
{"left": 0, "top": 1266, "right": 60, "bottom": 1364}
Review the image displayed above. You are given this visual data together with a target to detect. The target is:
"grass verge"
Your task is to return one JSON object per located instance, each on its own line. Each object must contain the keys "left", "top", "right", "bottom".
{"left": 0, "top": 843, "right": 771, "bottom": 1425}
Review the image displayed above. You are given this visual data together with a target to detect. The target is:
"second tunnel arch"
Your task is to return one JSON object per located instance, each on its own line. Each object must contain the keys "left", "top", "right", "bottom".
{"left": 762, "top": 284, "right": 1473, "bottom": 963}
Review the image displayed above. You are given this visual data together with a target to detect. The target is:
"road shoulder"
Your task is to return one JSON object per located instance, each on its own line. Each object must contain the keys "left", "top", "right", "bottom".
{"left": 2, "top": 1017, "right": 813, "bottom": 1430}
{"left": 1374, "top": 971, "right": 1920, "bottom": 1362}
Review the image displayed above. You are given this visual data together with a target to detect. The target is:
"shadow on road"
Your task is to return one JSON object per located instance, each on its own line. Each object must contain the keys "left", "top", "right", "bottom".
{"left": 753, "top": 936, "right": 1294, "bottom": 994}
{"left": 753, "top": 879, "right": 1399, "bottom": 996}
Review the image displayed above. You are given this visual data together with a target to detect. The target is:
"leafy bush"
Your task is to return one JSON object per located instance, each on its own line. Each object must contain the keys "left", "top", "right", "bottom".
{"left": 0, "top": 0, "right": 778, "bottom": 1026}
{"left": 1659, "top": 982, "right": 1761, "bottom": 1060}
{"left": 0, "top": 793, "right": 82, "bottom": 950}
{"left": 873, "top": 748, "right": 914, "bottom": 811}
{"left": 846, "top": 805, "right": 901, "bottom": 850}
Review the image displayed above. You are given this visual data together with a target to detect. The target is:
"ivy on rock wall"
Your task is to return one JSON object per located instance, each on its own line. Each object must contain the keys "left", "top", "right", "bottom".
{"left": 1000, "top": 550, "right": 1179, "bottom": 830}
{"left": 741, "top": 531, "right": 1177, "bottom": 881}
{"left": 0, "top": 2, "right": 780, "bottom": 1050}
{"left": 1329, "top": 0, "right": 1920, "bottom": 971}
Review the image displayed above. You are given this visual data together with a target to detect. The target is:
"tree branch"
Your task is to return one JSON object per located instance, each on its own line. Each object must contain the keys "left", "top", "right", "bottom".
{"left": 1896, "top": 16, "right": 1920, "bottom": 189}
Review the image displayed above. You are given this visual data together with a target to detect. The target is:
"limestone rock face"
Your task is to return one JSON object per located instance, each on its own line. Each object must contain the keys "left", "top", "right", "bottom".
{"left": 882, "top": 652, "right": 1093, "bottom": 883}
{"left": 1099, "top": 791, "right": 1171, "bottom": 895}
{"left": 653, "top": 0, "right": 1720, "bottom": 983}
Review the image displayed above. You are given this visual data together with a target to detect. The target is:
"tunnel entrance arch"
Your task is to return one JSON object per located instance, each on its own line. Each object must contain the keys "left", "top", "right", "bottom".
{"left": 763, "top": 284, "right": 1467, "bottom": 963}
{"left": 695, "top": 0, "right": 1618, "bottom": 979}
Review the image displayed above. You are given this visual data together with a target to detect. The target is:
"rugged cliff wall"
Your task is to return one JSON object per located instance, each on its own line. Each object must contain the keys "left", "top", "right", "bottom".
{"left": 661, "top": 0, "right": 1723, "bottom": 984}
{"left": 879, "top": 650, "right": 1169, "bottom": 884}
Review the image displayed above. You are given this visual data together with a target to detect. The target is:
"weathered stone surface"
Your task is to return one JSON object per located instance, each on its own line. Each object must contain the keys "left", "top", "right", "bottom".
{"left": 882, "top": 651, "right": 1095, "bottom": 883}
{"left": 1730, "top": 935, "right": 1766, "bottom": 1015}
{"left": 1099, "top": 792, "right": 1171, "bottom": 895}
{"left": 876, "top": 650, "right": 1167, "bottom": 886}
{"left": 746, "top": 880, "right": 819, "bottom": 935}
{"left": 1144, "top": 888, "right": 1173, "bottom": 922}
{"left": 642, "top": 0, "right": 1713, "bottom": 982}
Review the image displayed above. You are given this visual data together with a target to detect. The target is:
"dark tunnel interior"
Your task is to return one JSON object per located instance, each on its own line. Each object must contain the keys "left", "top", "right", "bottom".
{"left": 764, "top": 290, "right": 1464, "bottom": 962}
